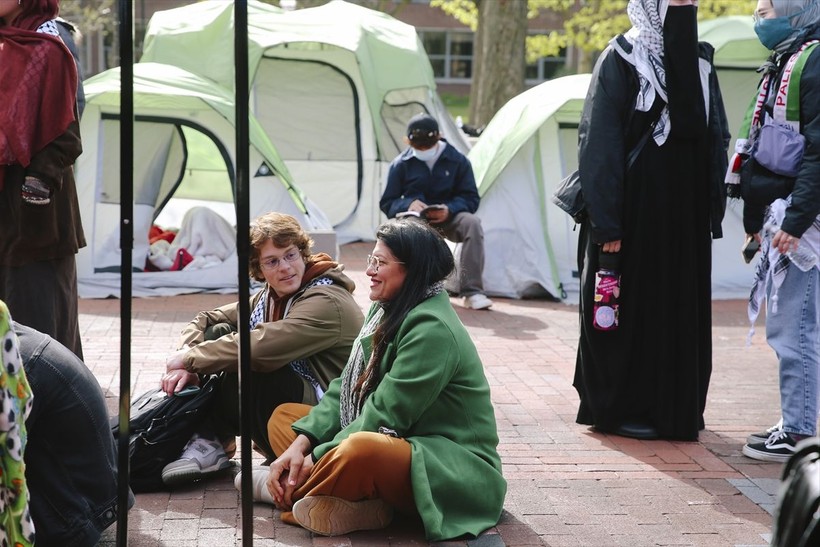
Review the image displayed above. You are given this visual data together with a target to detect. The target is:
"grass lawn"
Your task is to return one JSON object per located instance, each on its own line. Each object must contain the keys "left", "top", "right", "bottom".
{"left": 440, "top": 92, "right": 470, "bottom": 123}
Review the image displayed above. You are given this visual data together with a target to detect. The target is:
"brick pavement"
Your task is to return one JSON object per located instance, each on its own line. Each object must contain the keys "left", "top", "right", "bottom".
{"left": 84, "top": 242, "right": 786, "bottom": 546}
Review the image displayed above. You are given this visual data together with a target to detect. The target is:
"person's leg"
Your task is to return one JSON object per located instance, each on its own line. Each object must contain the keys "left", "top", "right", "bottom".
{"left": 768, "top": 265, "right": 820, "bottom": 437}
{"left": 439, "top": 212, "right": 486, "bottom": 297}
{"left": 0, "top": 256, "right": 83, "bottom": 360}
{"left": 294, "top": 431, "right": 416, "bottom": 516}
{"left": 208, "top": 368, "right": 305, "bottom": 459}
{"left": 267, "top": 402, "right": 312, "bottom": 456}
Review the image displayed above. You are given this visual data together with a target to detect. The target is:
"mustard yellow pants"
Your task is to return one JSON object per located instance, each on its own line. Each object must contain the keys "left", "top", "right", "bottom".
{"left": 267, "top": 403, "right": 417, "bottom": 515}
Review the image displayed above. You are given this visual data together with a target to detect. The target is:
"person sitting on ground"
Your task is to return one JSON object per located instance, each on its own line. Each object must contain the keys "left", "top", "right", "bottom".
{"left": 8, "top": 308, "right": 134, "bottom": 546}
{"left": 379, "top": 113, "right": 494, "bottom": 310}
{"left": 237, "top": 218, "right": 506, "bottom": 541}
{"left": 160, "top": 212, "right": 364, "bottom": 487}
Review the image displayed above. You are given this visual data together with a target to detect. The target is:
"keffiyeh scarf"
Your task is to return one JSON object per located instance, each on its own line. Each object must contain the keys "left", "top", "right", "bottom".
{"left": 747, "top": 199, "right": 820, "bottom": 343}
{"left": 249, "top": 276, "right": 335, "bottom": 400}
{"left": 612, "top": 0, "right": 672, "bottom": 145}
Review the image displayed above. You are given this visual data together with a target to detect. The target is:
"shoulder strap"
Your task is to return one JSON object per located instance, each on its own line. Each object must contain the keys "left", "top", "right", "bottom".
{"left": 773, "top": 40, "right": 820, "bottom": 125}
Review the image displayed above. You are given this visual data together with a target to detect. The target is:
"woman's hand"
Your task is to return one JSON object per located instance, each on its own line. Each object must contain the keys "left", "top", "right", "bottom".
{"left": 165, "top": 347, "right": 189, "bottom": 372}
{"left": 772, "top": 229, "right": 799, "bottom": 255}
{"left": 161, "top": 369, "right": 200, "bottom": 396}
{"left": 267, "top": 435, "right": 314, "bottom": 510}
{"left": 602, "top": 240, "right": 622, "bottom": 253}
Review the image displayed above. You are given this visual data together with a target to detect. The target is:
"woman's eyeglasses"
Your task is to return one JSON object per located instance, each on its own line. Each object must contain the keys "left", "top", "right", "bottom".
{"left": 366, "top": 254, "right": 404, "bottom": 273}
{"left": 260, "top": 249, "right": 302, "bottom": 271}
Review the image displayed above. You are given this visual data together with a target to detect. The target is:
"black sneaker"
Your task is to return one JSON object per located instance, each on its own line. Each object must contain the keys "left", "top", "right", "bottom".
{"left": 746, "top": 419, "right": 783, "bottom": 444}
{"left": 742, "top": 430, "right": 800, "bottom": 462}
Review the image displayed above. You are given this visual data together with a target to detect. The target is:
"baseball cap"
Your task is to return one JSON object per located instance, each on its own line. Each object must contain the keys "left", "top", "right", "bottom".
{"left": 406, "top": 113, "right": 440, "bottom": 148}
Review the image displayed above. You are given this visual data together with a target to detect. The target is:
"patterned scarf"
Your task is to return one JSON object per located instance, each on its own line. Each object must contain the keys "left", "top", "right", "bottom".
{"left": 612, "top": 0, "right": 671, "bottom": 145}
{"left": 338, "top": 281, "right": 444, "bottom": 428}
{"left": 746, "top": 199, "right": 820, "bottom": 343}
{"left": 0, "top": 23, "right": 77, "bottom": 191}
{"left": 0, "top": 302, "right": 34, "bottom": 547}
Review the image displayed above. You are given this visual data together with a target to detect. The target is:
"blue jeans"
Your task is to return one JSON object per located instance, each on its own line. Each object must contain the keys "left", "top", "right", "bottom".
{"left": 766, "top": 263, "right": 820, "bottom": 436}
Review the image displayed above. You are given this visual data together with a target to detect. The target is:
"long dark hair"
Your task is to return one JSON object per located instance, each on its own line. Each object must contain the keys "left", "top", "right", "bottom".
{"left": 356, "top": 218, "right": 455, "bottom": 394}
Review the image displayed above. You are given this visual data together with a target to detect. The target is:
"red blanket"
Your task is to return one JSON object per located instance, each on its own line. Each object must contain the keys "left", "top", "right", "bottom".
{"left": 0, "top": 27, "right": 77, "bottom": 189}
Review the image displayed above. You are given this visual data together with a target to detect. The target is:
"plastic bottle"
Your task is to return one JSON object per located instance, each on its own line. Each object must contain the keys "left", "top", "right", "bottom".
{"left": 593, "top": 250, "right": 620, "bottom": 331}
{"left": 763, "top": 222, "right": 819, "bottom": 272}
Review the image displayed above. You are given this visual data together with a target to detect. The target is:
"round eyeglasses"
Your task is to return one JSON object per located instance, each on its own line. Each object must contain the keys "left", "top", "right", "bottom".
{"left": 260, "top": 249, "right": 302, "bottom": 271}
{"left": 366, "top": 254, "right": 404, "bottom": 273}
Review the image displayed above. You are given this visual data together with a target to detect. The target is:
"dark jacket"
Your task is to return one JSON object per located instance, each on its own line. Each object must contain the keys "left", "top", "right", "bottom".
{"left": 0, "top": 120, "right": 86, "bottom": 267}
{"left": 743, "top": 29, "right": 820, "bottom": 236}
{"left": 380, "top": 139, "right": 479, "bottom": 218}
{"left": 17, "top": 322, "right": 133, "bottom": 547}
{"left": 578, "top": 38, "right": 730, "bottom": 244}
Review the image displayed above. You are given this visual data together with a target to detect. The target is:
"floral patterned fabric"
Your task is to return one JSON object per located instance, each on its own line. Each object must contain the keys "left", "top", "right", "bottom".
{"left": 0, "top": 301, "right": 35, "bottom": 546}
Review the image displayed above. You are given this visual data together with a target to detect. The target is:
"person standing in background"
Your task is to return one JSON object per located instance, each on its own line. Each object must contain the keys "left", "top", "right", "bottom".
{"left": 0, "top": 0, "right": 86, "bottom": 360}
{"left": 737, "top": 0, "right": 820, "bottom": 462}
{"left": 573, "top": 0, "right": 730, "bottom": 441}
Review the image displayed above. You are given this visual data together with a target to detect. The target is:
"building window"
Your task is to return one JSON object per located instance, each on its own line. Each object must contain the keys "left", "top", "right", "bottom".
{"left": 526, "top": 48, "right": 567, "bottom": 83}
{"left": 419, "top": 30, "right": 473, "bottom": 83}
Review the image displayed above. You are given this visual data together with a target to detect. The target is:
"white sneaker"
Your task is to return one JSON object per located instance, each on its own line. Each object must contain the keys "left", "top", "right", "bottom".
{"left": 464, "top": 293, "right": 493, "bottom": 310}
{"left": 161, "top": 433, "right": 231, "bottom": 487}
{"left": 234, "top": 467, "right": 274, "bottom": 504}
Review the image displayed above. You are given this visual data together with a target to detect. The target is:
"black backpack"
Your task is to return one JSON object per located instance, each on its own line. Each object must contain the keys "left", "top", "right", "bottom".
{"left": 110, "top": 373, "right": 222, "bottom": 492}
{"left": 771, "top": 437, "right": 820, "bottom": 547}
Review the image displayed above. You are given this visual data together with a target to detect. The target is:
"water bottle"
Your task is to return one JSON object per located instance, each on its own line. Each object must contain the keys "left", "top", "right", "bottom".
{"left": 764, "top": 222, "right": 819, "bottom": 272}
{"left": 593, "top": 250, "right": 620, "bottom": 331}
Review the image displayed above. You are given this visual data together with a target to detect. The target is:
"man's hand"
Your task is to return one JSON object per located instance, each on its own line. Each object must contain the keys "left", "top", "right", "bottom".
{"left": 165, "top": 347, "right": 189, "bottom": 371}
{"left": 408, "top": 199, "right": 427, "bottom": 213}
{"left": 424, "top": 204, "right": 449, "bottom": 224}
{"left": 161, "top": 369, "right": 201, "bottom": 396}
{"left": 267, "top": 435, "right": 314, "bottom": 510}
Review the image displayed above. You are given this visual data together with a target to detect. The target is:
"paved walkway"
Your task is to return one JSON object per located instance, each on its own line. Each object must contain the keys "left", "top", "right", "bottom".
{"left": 85, "top": 242, "right": 786, "bottom": 546}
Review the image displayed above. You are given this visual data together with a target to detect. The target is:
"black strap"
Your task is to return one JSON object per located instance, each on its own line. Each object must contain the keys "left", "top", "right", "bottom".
{"left": 626, "top": 123, "right": 654, "bottom": 171}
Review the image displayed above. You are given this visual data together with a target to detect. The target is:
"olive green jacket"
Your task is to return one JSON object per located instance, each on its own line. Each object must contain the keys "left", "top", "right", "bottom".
{"left": 180, "top": 266, "right": 364, "bottom": 403}
{"left": 293, "top": 291, "right": 506, "bottom": 540}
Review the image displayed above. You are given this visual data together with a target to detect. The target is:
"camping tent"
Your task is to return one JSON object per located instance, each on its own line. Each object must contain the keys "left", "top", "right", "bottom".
{"left": 140, "top": 0, "right": 468, "bottom": 243}
{"left": 75, "top": 62, "right": 332, "bottom": 298}
{"left": 470, "top": 17, "right": 769, "bottom": 302}
{"left": 469, "top": 74, "right": 590, "bottom": 301}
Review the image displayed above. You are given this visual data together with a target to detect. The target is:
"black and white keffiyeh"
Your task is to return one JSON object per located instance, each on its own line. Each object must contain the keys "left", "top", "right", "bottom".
{"left": 249, "top": 277, "right": 335, "bottom": 399}
{"left": 747, "top": 199, "right": 820, "bottom": 343}
{"left": 612, "top": 0, "right": 671, "bottom": 145}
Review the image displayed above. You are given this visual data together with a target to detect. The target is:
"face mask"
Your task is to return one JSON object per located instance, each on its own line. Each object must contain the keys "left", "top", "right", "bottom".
{"left": 413, "top": 144, "right": 438, "bottom": 162}
{"left": 754, "top": 16, "right": 795, "bottom": 50}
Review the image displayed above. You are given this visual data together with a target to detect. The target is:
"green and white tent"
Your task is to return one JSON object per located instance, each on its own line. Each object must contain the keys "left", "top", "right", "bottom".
{"left": 140, "top": 0, "right": 467, "bottom": 243}
{"left": 75, "top": 62, "right": 332, "bottom": 298}
{"left": 470, "top": 74, "right": 590, "bottom": 301}
{"left": 470, "top": 17, "right": 769, "bottom": 302}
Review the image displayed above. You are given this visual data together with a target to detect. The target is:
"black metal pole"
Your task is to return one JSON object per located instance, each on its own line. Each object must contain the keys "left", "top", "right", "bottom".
{"left": 234, "top": 1, "right": 254, "bottom": 545}
{"left": 116, "top": 0, "right": 134, "bottom": 545}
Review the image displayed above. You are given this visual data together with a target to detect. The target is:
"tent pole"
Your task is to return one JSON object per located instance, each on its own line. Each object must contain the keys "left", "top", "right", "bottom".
{"left": 116, "top": 1, "right": 134, "bottom": 545}
{"left": 234, "top": 2, "right": 254, "bottom": 545}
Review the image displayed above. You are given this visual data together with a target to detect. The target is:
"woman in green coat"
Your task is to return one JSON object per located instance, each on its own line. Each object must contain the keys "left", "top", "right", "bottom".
{"left": 240, "top": 218, "right": 506, "bottom": 541}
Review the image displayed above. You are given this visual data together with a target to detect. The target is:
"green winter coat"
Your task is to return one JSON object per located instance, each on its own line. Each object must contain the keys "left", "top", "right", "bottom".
{"left": 293, "top": 291, "right": 506, "bottom": 541}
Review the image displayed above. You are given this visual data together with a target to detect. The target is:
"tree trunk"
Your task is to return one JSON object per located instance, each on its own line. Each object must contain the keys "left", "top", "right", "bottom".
{"left": 468, "top": 0, "right": 527, "bottom": 128}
